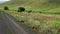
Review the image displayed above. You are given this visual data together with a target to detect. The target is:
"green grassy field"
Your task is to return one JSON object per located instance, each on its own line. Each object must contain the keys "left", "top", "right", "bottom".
{"left": 0, "top": 0, "right": 60, "bottom": 34}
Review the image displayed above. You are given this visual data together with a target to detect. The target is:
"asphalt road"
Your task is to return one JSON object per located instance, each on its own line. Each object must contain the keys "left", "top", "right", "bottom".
{"left": 0, "top": 17, "right": 7, "bottom": 34}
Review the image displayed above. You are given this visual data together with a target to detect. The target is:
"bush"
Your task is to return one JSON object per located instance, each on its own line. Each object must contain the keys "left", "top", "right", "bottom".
{"left": 18, "top": 7, "right": 25, "bottom": 12}
{"left": 28, "top": 10, "right": 32, "bottom": 13}
{"left": 4, "top": 6, "right": 9, "bottom": 10}
{"left": 40, "top": 12, "right": 42, "bottom": 13}
{"left": 20, "top": 20, "right": 24, "bottom": 23}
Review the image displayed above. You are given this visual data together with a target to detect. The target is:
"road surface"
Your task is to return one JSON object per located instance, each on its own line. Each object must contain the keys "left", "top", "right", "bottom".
{"left": 0, "top": 17, "right": 7, "bottom": 34}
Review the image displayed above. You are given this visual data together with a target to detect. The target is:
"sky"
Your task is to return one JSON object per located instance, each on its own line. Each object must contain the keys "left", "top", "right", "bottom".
{"left": 0, "top": 0, "right": 10, "bottom": 1}
{"left": 0, "top": 0, "right": 10, "bottom": 3}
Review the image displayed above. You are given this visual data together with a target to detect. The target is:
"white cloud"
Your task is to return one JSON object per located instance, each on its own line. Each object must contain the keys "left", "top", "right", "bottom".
{"left": 0, "top": 0, "right": 10, "bottom": 1}
{"left": 0, "top": 0, "right": 10, "bottom": 3}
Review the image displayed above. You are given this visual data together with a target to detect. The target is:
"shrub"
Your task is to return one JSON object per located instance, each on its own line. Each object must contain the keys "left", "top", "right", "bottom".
{"left": 20, "top": 20, "right": 24, "bottom": 23}
{"left": 40, "top": 12, "right": 42, "bottom": 13}
{"left": 18, "top": 7, "right": 25, "bottom": 12}
{"left": 4, "top": 6, "right": 9, "bottom": 10}
{"left": 28, "top": 10, "right": 32, "bottom": 13}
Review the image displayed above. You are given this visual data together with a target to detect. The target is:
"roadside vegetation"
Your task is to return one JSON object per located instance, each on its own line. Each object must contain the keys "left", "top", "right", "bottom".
{"left": 0, "top": 0, "right": 60, "bottom": 34}
{"left": 4, "top": 10, "right": 60, "bottom": 34}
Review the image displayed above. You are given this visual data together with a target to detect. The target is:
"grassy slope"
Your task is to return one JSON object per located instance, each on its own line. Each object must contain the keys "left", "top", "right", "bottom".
{"left": 5, "top": 10, "right": 60, "bottom": 34}
{"left": 0, "top": 0, "right": 60, "bottom": 11}
{"left": 1, "top": 0, "right": 60, "bottom": 34}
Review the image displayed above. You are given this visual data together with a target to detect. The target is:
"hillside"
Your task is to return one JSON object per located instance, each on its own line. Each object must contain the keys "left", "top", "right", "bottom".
{"left": 1, "top": 0, "right": 60, "bottom": 34}
{"left": 0, "top": 0, "right": 60, "bottom": 12}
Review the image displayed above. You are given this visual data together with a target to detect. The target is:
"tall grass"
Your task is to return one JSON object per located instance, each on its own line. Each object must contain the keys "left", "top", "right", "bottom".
{"left": 5, "top": 10, "right": 60, "bottom": 34}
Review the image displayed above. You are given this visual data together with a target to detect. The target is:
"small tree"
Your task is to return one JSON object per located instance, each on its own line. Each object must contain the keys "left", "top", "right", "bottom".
{"left": 18, "top": 7, "right": 25, "bottom": 12}
{"left": 4, "top": 6, "right": 9, "bottom": 10}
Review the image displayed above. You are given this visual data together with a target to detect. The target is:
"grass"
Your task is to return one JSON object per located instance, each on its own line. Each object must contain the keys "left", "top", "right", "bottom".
{"left": 1, "top": 3, "right": 60, "bottom": 14}
{"left": 4, "top": 10, "right": 60, "bottom": 34}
